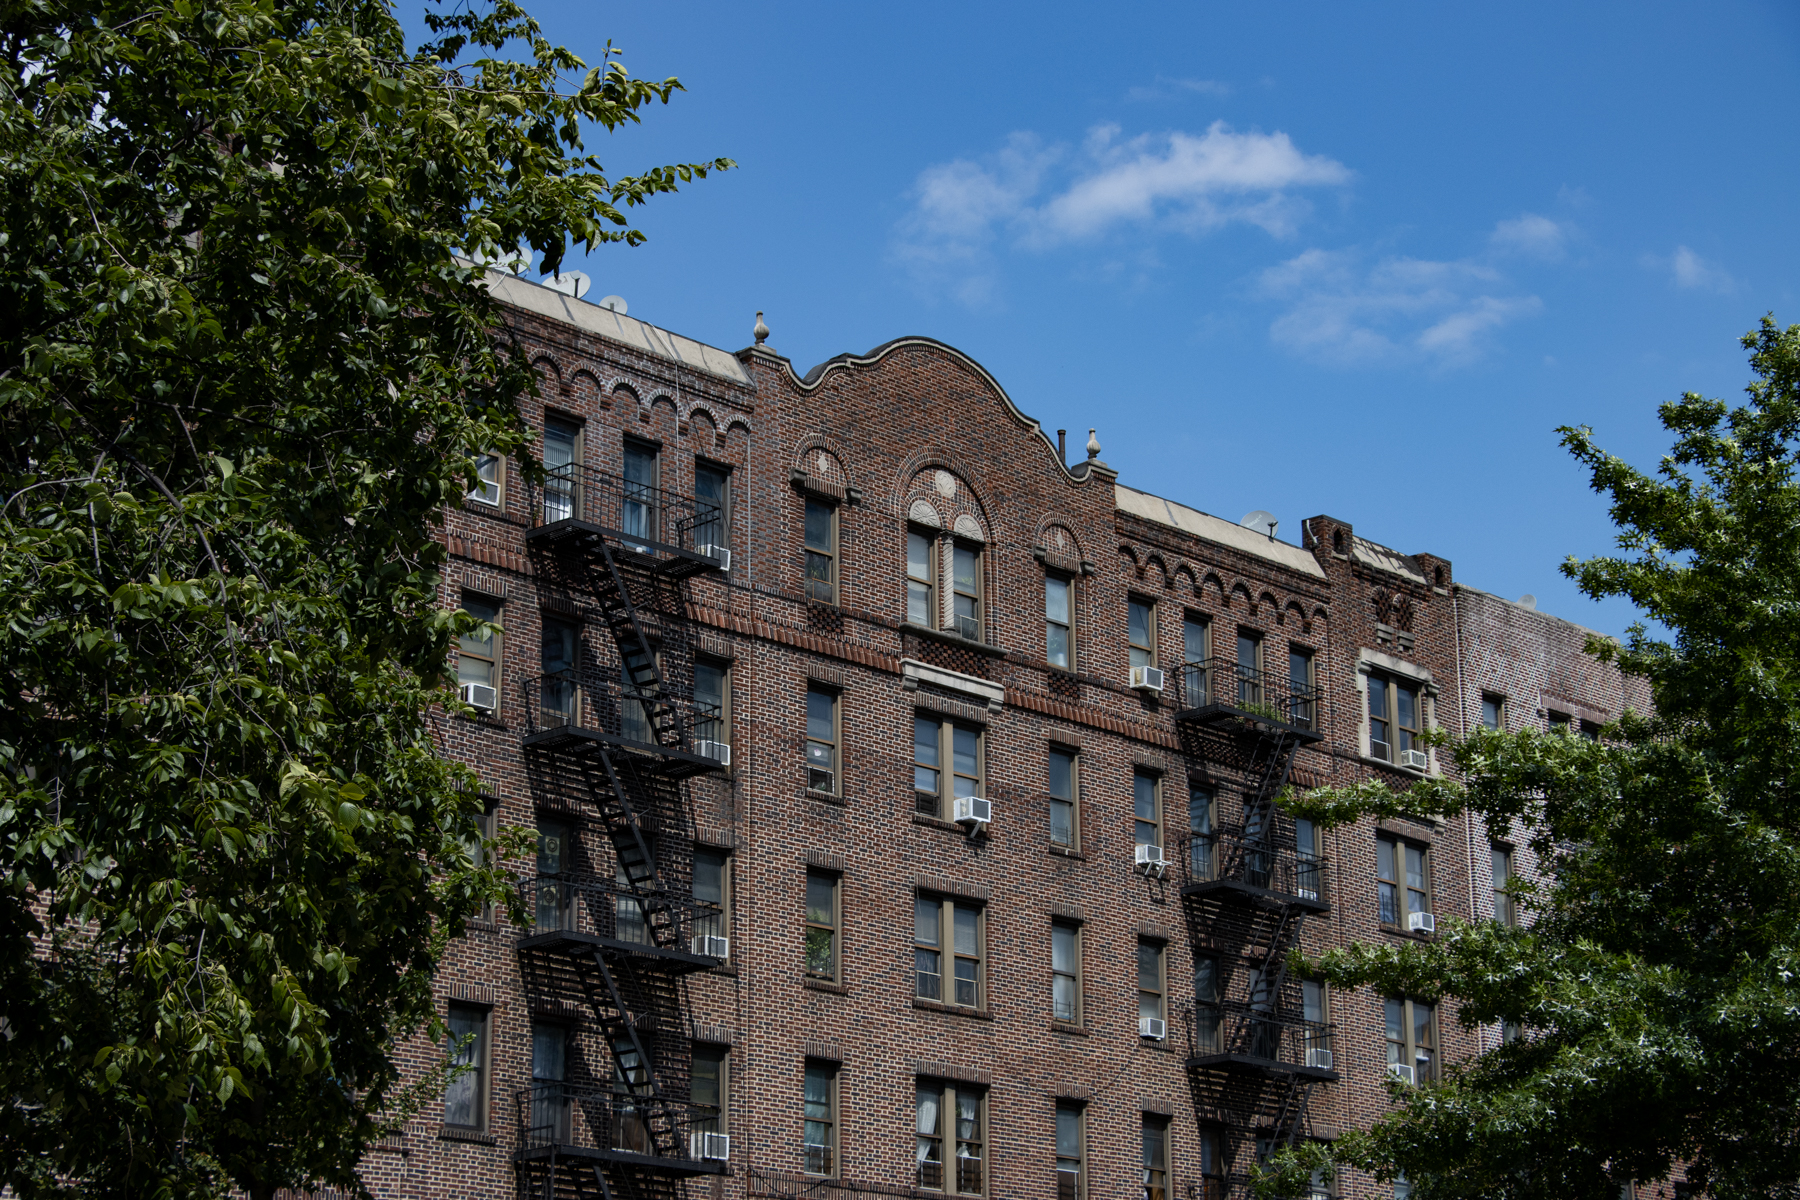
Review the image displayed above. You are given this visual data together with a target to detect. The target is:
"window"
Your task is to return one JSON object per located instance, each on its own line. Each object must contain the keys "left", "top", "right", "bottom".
{"left": 1367, "top": 672, "right": 1423, "bottom": 763}
{"left": 1128, "top": 598, "right": 1156, "bottom": 670}
{"left": 806, "top": 686, "right": 838, "bottom": 793}
{"left": 1578, "top": 719, "right": 1602, "bottom": 742}
{"left": 1548, "top": 710, "right": 1570, "bottom": 732}
{"left": 443, "top": 1004, "right": 489, "bottom": 1129}
{"left": 916, "top": 1082, "right": 985, "bottom": 1194}
{"left": 694, "top": 659, "right": 728, "bottom": 748}
{"left": 1236, "top": 631, "right": 1262, "bottom": 707}
{"left": 1049, "top": 747, "right": 1078, "bottom": 848}
{"left": 915, "top": 895, "right": 982, "bottom": 1007}
{"left": 530, "top": 1022, "right": 569, "bottom": 1143}
{"left": 951, "top": 542, "right": 982, "bottom": 640}
{"left": 1306, "top": 1164, "right": 1334, "bottom": 1200}
{"left": 1393, "top": 1175, "right": 1414, "bottom": 1200}
{"left": 1142, "top": 1116, "right": 1170, "bottom": 1200}
{"left": 457, "top": 595, "right": 501, "bottom": 699}
{"left": 1480, "top": 693, "right": 1504, "bottom": 730}
{"left": 467, "top": 799, "right": 499, "bottom": 921}
{"left": 908, "top": 528, "right": 937, "bottom": 626}
{"left": 1134, "top": 771, "right": 1162, "bottom": 853}
{"left": 1052, "top": 922, "right": 1081, "bottom": 1024}
{"left": 692, "top": 1044, "right": 728, "bottom": 1138}
{"left": 1296, "top": 817, "right": 1321, "bottom": 901}
{"left": 1188, "top": 785, "right": 1216, "bottom": 880}
{"left": 1492, "top": 846, "right": 1515, "bottom": 925}
{"left": 538, "top": 615, "right": 577, "bottom": 727}
{"left": 1055, "top": 1104, "right": 1084, "bottom": 1200}
{"left": 1046, "top": 573, "right": 1074, "bottom": 668}
{"left": 534, "top": 817, "right": 571, "bottom": 931}
{"left": 804, "top": 497, "right": 837, "bottom": 603}
{"left": 1377, "top": 835, "right": 1430, "bottom": 927}
{"left": 804, "top": 871, "right": 839, "bottom": 981}
{"left": 1302, "top": 979, "right": 1330, "bottom": 1063}
{"left": 695, "top": 847, "right": 730, "bottom": 950}
{"left": 1289, "top": 647, "right": 1315, "bottom": 728}
{"left": 1182, "top": 615, "right": 1209, "bottom": 704}
{"left": 1137, "top": 941, "right": 1165, "bottom": 1034}
{"left": 803, "top": 1061, "right": 837, "bottom": 1175}
{"left": 915, "top": 716, "right": 982, "bottom": 819}
{"left": 622, "top": 439, "right": 659, "bottom": 543}
{"left": 1385, "top": 997, "right": 1436, "bottom": 1082}
{"left": 1197, "top": 1128, "right": 1224, "bottom": 1200}
{"left": 1193, "top": 956, "right": 1221, "bottom": 1052}
{"left": 694, "top": 460, "right": 730, "bottom": 554}
{"left": 470, "top": 452, "right": 504, "bottom": 506}
{"left": 542, "top": 415, "right": 582, "bottom": 523}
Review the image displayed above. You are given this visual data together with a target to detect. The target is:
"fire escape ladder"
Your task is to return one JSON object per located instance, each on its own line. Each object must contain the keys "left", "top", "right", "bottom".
{"left": 577, "top": 748, "right": 681, "bottom": 949}
{"left": 588, "top": 538, "right": 685, "bottom": 749}
{"left": 576, "top": 948, "right": 681, "bottom": 1160}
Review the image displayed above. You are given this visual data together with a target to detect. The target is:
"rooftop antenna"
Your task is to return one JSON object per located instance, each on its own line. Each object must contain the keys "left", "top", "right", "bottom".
{"left": 597, "top": 294, "right": 628, "bottom": 314}
{"left": 1241, "top": 510, "right": 1279, "bottom": 541}
{"left": 543, "top": 270, "right": 592, "bottom": 300}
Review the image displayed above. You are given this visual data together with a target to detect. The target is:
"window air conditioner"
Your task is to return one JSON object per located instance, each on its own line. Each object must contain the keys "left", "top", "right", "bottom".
{"left": 1135, "top": 844, "right": 1169, "bottom": 877}
{"left": 1305, "top": 1048, "right": 1334, "bottom": 1070}
{"left": 695, "top": 740, "right": 732, "bottom": 768}
{"left": 1388, "top": 1063, "right": 1415, "bottom": 1084}
{"left": 690, "top": 934, "right": 730, "bottom": 959}
{"left": 1407, "top": 911, "right": 1436, "bottom": 934}
{"left": 460, "top": 682, "right": 498, "bottom": 713}
{"left": 689, "top": 1132, "right": 731, "bottom": 1161}
{"left": 1139, "top": 1016, "right": 1167, "bottom": 1040}
{"left": 1130, "top": 665, "right": 1166, "bottom": 693}
{"left": 1399, "top": 748, "right": 1430, "bottom": 770}
{"left": 953, "top": 796, "right": 993, "bottom": 827}
{"left": 699, "top": 545, "right": 731, "bottom": 572}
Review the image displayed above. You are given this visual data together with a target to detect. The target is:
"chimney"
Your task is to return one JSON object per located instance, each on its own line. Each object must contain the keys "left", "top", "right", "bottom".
{"left": 1057, "top": 430, "right": 1067, "bottom": 464}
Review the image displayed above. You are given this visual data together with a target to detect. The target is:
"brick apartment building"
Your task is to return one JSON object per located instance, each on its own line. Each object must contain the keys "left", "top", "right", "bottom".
{"left": 347, "top": 272, "right": 1660, "bottom": 1200}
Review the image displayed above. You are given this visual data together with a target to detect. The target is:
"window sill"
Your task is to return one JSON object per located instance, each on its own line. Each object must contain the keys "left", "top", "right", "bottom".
{"left": 1361, "top": 754, "right": 1431, "bottom": 778}
{"left": 806, "top": 788, "right": 847, "bottom": 807}
{"left": 464, "top": 917, "right": 500, "bottom": 933}
{"left": 1379, "top": 924, "right": 1437, "bottom": 942}
{"left": 1139, "top": 1037, "right": 1176, "bottom": 1052}
{"left": 438, "top": 1125, "right": 499, "bottom": 1145}
{"left": 1050, "top": 1021, "right": 1089, "bottom": 1036}
{"left": 913, "top": 997, "right": 993, "bottom": 1020}
{"left": 900, "top": 621, "right": 1008, "bottom": 659}
{"left": 1048, "top": 844, "right": 1087, "bottom": 860}
{"left": 804, "top": 977, "right": 849, "bottom": 995}
{"left": 912, "top": 812, "right": 972, "bottom": 834}
{"left": 454, "top": 712, "right": 509, "bottom": 730}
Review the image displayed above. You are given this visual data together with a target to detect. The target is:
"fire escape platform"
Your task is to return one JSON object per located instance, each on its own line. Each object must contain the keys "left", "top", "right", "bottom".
{"left": 522, "top": 724, "right": 725, "bottom": 780}
{"left": 517, "top": 928, "right": 722, "bottom": 974}
{"left": 1182, "top": 877, "right": 1330, "bottom": 915}
{"left": 526, "top": 518, "right": 725, "bottom": 580}
{"left": 1185, "top": 1053, "right": 1339, "bottom": 1083}
{"left": 1172, "top": 702, "right": 1325, "bottom": 744}
{"left": 513, "top": 1143, "right": 727, "bottom": 1177}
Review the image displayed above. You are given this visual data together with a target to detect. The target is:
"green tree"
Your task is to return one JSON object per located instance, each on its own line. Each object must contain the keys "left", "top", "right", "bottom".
{"left": 0, "top": 0, "right": 729, "bottom": 1194}
{"left": 1263, "top": 317, "right": 1800, "bottom": 1200}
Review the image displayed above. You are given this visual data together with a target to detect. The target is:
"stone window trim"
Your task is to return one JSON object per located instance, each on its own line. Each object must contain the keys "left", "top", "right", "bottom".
{"left": 1356, "top": 650, "right": 1439, "bottom": 773}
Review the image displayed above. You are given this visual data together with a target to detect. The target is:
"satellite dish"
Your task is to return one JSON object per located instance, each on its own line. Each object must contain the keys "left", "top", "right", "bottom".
{"left": 542, "top": 270, "right": 591, "bottom": 300}
{"left": 1517, "top": 594, "right": 1537, "bottom": 610}
{"left": 1240, "top": 510, "right": 1279, "bottom": 540}
{"left": 598, "top": 294, "right": 628, "bottom": 315}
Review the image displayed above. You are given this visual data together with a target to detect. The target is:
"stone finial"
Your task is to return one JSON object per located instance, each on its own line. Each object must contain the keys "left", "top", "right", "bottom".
{"left": 753, "top": 311, "right": 770, "bottom": 346}
{"left": 1085, "top": 428, "right": 1101, "bottom": 460}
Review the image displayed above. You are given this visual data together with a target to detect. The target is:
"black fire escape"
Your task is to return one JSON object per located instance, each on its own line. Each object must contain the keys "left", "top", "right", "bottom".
{"left": 1173, "top": 659, "right": 1336, "bottom": 1200}
{"left": 515, "top": 463, "right": 731, "bottom": 1200}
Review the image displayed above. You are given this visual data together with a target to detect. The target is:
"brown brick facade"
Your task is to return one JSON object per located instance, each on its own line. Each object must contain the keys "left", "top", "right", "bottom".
{"left": 343, "top": 276, "right": 1668, "bottom": 1200}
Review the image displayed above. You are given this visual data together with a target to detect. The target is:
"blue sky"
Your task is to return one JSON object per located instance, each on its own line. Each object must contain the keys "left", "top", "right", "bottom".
{"left": 468, "top": 0, "right": 1800, "bottom": 638}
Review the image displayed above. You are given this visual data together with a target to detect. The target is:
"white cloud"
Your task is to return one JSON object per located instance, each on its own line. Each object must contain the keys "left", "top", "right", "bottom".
{"left": 1658, "top": 245, "right": 1735, "bottom": 293}
{"left": 1126, "top": 76, "right": 1233, "bottom": 101}
{"left": 892, "top": 121, "right": 1349, "bottom": 302}
{"left": 1489, "top": 213, "right": 1568, "bottom": 260}
{"left": 1259, "top": 244, "right": 1542, "bottom": 367}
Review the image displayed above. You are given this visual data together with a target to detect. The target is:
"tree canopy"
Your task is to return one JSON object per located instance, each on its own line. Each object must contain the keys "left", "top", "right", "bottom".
{"left": 1266, "top": 317, "right": 1800, "bottom": 1200}
{"left": 0, "top": 0, "right": 728, "bottom": 1194}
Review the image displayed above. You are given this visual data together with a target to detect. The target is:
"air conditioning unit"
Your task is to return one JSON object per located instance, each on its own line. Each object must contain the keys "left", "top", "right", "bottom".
{"left": 1135, "top": 844, "right": 1169, "bottom": 877}
{"left": 1399, "top": 748, "right": 1430, "bottom": 770}
{"left": 1306, "top": 1048, "right": 1334, "bottom": 1070}
{"left": 694, "top": 740, "right": 732, "bottom": 768}
{"left": 1139, "top": 1016, "right": 1167, "bottom": 1040}
{"left": 699, "top": 545, "right": 732, "bottom": 571}
{"left": 1407, "top": 911, "right": 1436, "bottom": 934}
{"left": 690, "top": 934, "right": 730, "bottom": 959}
{"left": 953, "top": 796, "right": 993, "bottom": 826}
{"left": 459, "top": 682, "right": 498, "bottom": 713}
{"left": 689, "top": 1132, "right": 731, "bottom": 1161}
{"left": 1388, "top": 1063, "right": 1415, "bottom": 1084}
{"left": 1130, "top": 665, "right": 1166, "bottom": 693}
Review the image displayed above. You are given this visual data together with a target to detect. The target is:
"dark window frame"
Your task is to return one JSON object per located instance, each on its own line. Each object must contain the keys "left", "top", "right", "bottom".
{"left": 804, "top": 870, "right": 841, "bottom": 983}
{"left": 443, "top": 1002, "right": 491, "bottom": 1131}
